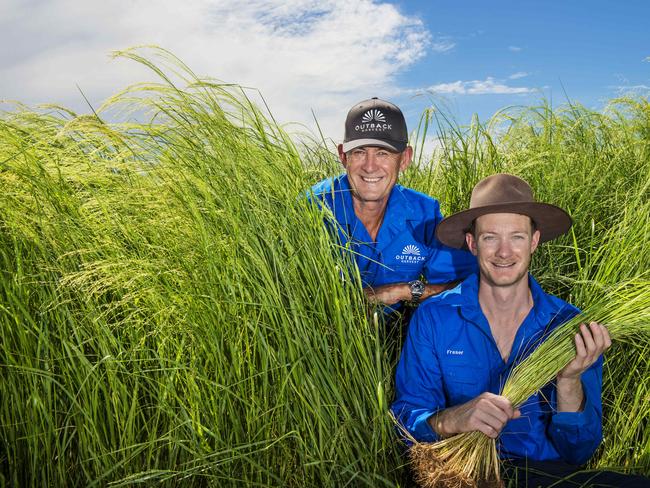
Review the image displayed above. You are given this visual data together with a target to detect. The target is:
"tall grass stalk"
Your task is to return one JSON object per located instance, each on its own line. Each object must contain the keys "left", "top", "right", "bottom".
{"left": 0, "top": 47, "right": 401, "bottom": 487}
{"left": 1, "top": 47, "right": 649, "bottom": 486}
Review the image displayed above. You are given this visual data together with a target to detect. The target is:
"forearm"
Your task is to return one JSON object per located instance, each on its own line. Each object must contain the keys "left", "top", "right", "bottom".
{"left": 556, "top": 376, "right": 584, "bottom": 412}
{"left": 364, "top": 281, "right": 458, "bottom": 305}
{"left": 391, "top": 307, "right": 446, "bottom": 443}
{"left": 549, "top": 366, "right": 603, "bottom": 464}
{"left": 428, "top": 408, "right": 452, "bottom": 438}
{"left": 421, "top": 281, "right": 459, "bottom": 301}
{"left": 556, "top": 322, "right": 609, "bottom": 413}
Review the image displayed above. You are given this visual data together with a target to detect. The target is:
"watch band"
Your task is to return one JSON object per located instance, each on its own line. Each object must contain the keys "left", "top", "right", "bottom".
{"left": 408, "top": 279, "right": 425, "bottom": 303}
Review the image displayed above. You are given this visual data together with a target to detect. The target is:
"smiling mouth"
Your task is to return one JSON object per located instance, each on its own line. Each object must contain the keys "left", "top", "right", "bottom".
{"left": 493, "top": 262, "right": 515, "bottom": 268}
{"left": 361, "top": 176, "right": 382, "bottom": 183}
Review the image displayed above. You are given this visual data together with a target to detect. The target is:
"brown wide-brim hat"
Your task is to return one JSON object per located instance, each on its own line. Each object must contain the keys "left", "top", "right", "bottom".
{"left": 436, "top": 173, "right": 572, "bottom": 249}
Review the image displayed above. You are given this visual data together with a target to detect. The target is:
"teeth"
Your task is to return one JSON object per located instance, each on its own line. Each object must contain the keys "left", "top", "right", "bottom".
{"left": 494, "top": 263, "right": 514, "bottom": 268}
{"left": 362, "top": 177, "right": 381, "bottom": 183}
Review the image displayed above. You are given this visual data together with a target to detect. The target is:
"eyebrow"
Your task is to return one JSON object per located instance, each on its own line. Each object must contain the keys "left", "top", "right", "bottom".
{"left": 478, "top": 229, "right": 529, "bottom": 235}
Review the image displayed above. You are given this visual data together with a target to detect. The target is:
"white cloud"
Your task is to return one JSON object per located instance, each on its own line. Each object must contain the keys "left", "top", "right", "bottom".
{"left": 508, "top": 71, "right": 529, "bottom": 80}
{"left": 508, "top": 46, "right": 523, "bottom": 52}
{"left": 430, "top": 40, "right": 456, "bottom": 53}
{"left": 0, "top": 0, "right": 432, "bottom": 143}
{"left": 426, "top": 77, "right": 534, "bottom": 95}
{"left": 614, "top": 84, "right": 650, "bottom": 94}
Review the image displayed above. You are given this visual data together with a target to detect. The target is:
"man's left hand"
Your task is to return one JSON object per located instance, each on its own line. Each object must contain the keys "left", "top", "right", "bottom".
{"left": 555, "top": 321, "right": 611, "bottom": 412}
{"left": 558, "top": 321, "right": 612, "bottom": 380}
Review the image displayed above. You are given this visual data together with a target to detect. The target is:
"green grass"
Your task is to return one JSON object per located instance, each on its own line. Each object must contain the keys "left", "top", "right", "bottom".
{"left": 1, "top": 47, "right": 648, "bottom": 486}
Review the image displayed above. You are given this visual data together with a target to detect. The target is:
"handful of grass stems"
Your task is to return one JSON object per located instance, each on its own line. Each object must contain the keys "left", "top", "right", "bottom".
{"left": 408, "top": 279, "right": 650, "bottom": 488}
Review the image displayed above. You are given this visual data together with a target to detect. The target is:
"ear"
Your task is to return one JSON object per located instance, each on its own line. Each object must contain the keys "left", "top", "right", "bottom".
{"left": 337, "top": 144, "right": 347, "bottom": 168}
{"left": 399, "top": 146, "right": 414, "bottom": 172}
{"left": 530, "top": 229, "right": 541, "bottom": 253}
{"left": 465, "top": 232, "right": 478, "bottom": 256}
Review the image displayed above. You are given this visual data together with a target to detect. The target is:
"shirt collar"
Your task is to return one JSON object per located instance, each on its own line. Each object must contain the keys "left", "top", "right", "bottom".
{"left": 456, "top": 273, "right": 559, "bottom": 334}
{"left": 378, "top": 184, "right": 417, "bottom": 235}
{"left": 332, "top": 174, "right": 417, "bottom": 245}
{"left": 528, "top": 274, "right": 555, "bottom": 329}
{"left": 329, "top": 175, "right": 357, "bottom": 229}
{"left": 455, "top": 274, "right": 490, "bottom": 336}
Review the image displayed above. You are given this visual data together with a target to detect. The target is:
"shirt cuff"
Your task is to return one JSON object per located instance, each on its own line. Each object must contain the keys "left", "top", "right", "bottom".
{"left": 549, "top": 377, "right": 598, "bottom": 429}
{"left": 411, "top": 411, "right": 439, "bottom": 443}
{"left": 550, "top": 409, "right": 589, "bottom": 428}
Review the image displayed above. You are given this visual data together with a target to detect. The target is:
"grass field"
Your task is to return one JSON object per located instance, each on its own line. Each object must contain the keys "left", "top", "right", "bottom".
{"left": 1, "top": 48, "right": 648, "bottom": 486}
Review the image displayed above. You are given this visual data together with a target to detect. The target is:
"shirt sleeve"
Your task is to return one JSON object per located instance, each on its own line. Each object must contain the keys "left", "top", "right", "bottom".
{"left": 419, "top": 202, "right": 478, "bottom": 283}
{"left": 547, "top": 357, "right": 604, "bottom": 465}
{"left": 423, "top": 242, "right": 478, "bottom": 284}
{"left": 390, "top": 304, "right": 446, "bottom": 443}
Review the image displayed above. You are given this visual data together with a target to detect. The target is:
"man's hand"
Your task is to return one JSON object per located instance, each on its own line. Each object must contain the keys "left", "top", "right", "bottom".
{"left": 558, "top": 322, "right": 611, "bottom": 380}
{"left": 430, "top": 392, "right": 521, "bottom": 439}
{"left": 556, "top": 321, "right": 611, "bottom": 412}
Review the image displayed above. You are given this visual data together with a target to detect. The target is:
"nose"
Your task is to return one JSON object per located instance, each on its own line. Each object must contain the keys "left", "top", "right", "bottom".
{"left": 495, "top": 239, "right": 512, "bottom": 259}
{"left": 361, "top": 151, "right": 378, "bottom": 172}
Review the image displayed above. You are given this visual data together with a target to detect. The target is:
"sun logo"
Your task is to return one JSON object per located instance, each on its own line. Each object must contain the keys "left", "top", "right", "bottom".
{"left": 361, "top": 109, "right": 386, "bottom": 123}
{"left": 402, "top": 245, "right": 421, "bottom": 256}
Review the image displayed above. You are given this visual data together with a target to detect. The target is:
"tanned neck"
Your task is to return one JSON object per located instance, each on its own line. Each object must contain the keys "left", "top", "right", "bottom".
{"left": 353, "top": 198, "right": 388, "bottom": 241}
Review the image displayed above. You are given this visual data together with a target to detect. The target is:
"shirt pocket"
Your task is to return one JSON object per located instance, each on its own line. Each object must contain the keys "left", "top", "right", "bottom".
{"left": 444, "top": 365, "right": 484, "bottom": 405}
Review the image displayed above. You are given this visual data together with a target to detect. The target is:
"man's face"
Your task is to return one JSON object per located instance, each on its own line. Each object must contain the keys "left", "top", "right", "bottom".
{"left": 465, "top": 213, "right": 540, "bottom": 289}
{"left": 338, "top": 145, "right": 412, "bottom": 205}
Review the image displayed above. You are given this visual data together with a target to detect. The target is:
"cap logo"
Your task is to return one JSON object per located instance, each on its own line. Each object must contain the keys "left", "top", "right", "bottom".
{"left": 355, "top": 109, "right": 392, "bottom": 133}
{"left": 361, "top": 109, "right": 386, "bottom": 123}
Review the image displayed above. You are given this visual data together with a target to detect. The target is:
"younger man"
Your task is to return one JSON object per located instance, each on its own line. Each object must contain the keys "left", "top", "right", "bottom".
{"left": 392, "top": 173, "right": 646, "bottom": 486}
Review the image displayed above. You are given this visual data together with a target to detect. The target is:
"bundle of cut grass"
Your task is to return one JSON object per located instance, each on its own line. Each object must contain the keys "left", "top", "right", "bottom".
{"left": 409, "top": 279, "right": 650, "bottom": 488}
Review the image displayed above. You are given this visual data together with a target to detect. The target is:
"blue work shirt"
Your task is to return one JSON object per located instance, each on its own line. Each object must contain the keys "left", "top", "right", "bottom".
{"left": 391, "top": 273, "right": 603, "bottom": 465}
{"left": 309, "top": 174, "right": 477, "bottom": 288}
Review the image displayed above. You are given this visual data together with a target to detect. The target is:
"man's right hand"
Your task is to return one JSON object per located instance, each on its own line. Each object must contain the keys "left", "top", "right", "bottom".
{"left": 429, "top": 392, "right": 521, "bottom": 439}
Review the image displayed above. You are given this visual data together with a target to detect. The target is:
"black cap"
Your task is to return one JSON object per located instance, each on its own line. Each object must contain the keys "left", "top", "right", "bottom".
{"left": 342, "top": 97, "right": 408, "bottom": 153}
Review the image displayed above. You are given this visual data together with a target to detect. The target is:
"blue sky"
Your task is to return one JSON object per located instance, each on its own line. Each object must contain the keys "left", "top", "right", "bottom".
{"left": 1, "top": 0, "right": 648, "bottom": 150}
{"left": 392, "top": 1, "right": 650, "bottom": 128}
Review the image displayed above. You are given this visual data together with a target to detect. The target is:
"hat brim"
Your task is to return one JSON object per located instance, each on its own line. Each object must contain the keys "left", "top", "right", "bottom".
{"left": 342, "top": 138, "right": 407, "bottom": 153}
{"left": 435, "top": 202, "right": 572, "bottom": 249}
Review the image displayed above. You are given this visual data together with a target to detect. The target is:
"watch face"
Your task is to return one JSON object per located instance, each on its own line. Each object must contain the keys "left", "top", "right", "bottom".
{"left": 410, "top": 280, "right": 424, "bottom": 296}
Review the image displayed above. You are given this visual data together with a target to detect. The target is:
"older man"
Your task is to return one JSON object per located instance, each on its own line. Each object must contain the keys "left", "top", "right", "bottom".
{"left": 310, "top": 98, "right": 476, "bottom": 310}
{"left": 391, "top": 173, "right": 646, "bottom": 487}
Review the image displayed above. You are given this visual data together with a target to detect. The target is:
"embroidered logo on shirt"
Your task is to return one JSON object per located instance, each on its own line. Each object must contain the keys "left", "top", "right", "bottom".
{"left": 402, "top": 244, "right": 421, "bottom": 255}
{"left": 446, "top": 349, "right": 464, "bottom": 355}
{"left": 395, "top": 244, "right": 425, "bottom": 263}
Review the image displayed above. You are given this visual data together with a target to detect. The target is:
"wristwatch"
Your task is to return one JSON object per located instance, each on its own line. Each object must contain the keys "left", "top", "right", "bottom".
{"left": 408, "top": 279, "right": 425, "bottom": 304}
